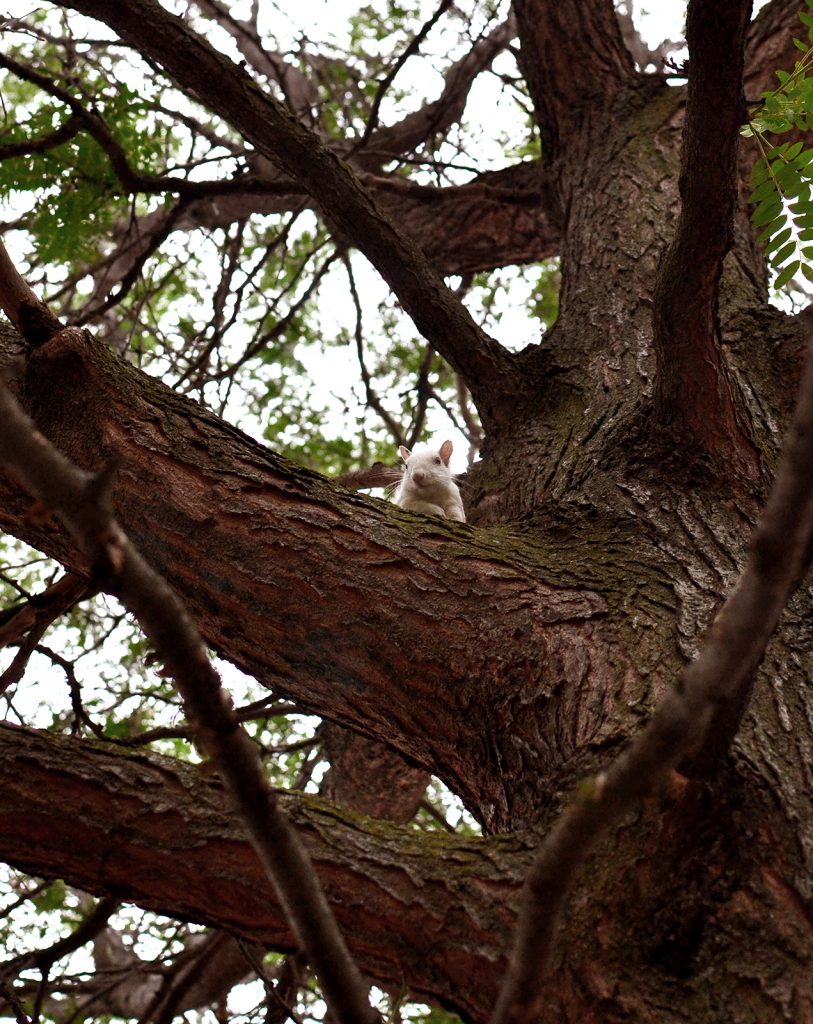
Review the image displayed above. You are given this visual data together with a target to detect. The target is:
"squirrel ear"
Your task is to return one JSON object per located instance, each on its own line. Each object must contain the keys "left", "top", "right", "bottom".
{"left": 439, "top": 439, "right": 453, "bottom": 464}
{"left": 398, "top": 446, "right": 412, "bottom": 463}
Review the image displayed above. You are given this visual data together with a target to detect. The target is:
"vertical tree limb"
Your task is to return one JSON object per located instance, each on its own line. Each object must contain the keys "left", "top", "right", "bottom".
{"left": 651, "top": 0, "right": 758, "bottom": 475}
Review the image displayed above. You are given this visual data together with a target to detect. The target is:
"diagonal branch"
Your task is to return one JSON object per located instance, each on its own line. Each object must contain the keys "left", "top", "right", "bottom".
{"left": 1, "top": 897, "right": 118, "bottom": 981}
{"left": 0, "top": 53, "right": 260, "bottom": 201}
{"left": 57, "top": 0, "right": 518, "bottom": 430}
{"left": 0, "top": 238, "right": 378, "bottom": 1024}
{"left": 355, "top": 14, "right": 517, "bottom": 169}
{"left": 0, "top": 572, "right": 89, "bottom": 696}
{"left": 492, "top": 321, "right": 813, "bottom": 1022}
{"left": 0, "top": 366, "right": 380, "bottom": 1024}
{"left": 357, "top": 0, "right": 455, "bottom": 148}
{"left": 188, "top": 0, "right": 319, "bottom": 120}
{"left": 651, "top": 0, "right": 758, "bottom": 475}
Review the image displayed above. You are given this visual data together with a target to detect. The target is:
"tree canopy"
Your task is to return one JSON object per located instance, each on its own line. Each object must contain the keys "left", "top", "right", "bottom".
{"left": 1, "top": 2, "right": 813, "bottom": 1023}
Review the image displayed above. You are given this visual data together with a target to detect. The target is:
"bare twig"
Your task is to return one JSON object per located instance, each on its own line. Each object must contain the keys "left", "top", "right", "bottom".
{"left": 1, "top": 897, "right": 118, "bottom": 981}
{"left": 356, "top": 0, "right": 455, "bottom": 148}
{"left": 0, "top": 572, "right": 88, "bottom": 650}
{"left": 0, "top": 113, "right": 83, "bottom": 159}
{"left": 0, "top": 978, "right": 32, "bottom": 1024}
{"left": 406, "top": 344, "right": 435, "bottom": 449}
{"left": 0, "top": 574, "right": 89, "bottom": 696}
{"left": 344, "top": 255, "right": 406, "bottom": 446}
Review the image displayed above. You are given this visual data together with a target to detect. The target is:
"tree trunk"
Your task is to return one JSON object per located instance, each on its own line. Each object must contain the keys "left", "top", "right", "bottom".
{"left": 1, "top": 0, "right": 813, "bottom": 1021}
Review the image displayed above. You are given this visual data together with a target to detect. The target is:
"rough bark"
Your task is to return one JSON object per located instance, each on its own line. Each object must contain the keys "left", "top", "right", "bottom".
{"left": 2, "top": 1, "right": 813, "bottom": 1021}
{"left": 2, "top": 723, "right": 811, "bottom": 1024}
{"left": 0, "top": 724, "right": 522, "bottom": 1024}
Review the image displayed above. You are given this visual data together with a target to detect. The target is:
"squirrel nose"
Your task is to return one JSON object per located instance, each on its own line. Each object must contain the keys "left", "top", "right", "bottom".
{"left": 413, "top": 471, "right": 426, "bottom": 485}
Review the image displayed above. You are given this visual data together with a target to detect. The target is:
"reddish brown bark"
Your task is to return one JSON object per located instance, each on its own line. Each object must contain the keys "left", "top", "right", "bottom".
{"left": 0, "top": 724, "right": 520, "bottom": 1023}
{"left": 2, "top": 1, "right": 813, "bottom": 1022}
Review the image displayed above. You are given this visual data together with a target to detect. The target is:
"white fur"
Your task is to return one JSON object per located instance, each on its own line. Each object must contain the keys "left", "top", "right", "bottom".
{"left": 394, "top": 440, "right": 466, "bottom": 523}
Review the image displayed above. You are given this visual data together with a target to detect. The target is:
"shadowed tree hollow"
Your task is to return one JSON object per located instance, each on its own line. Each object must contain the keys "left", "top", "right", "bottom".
{"left": 1, "top": 1, "right": 813, "bottom": 1022}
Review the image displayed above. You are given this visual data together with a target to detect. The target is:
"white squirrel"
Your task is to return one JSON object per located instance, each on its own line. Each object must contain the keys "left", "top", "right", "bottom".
{"left": 394, "top": 439, "right": 466, "bottom": 522}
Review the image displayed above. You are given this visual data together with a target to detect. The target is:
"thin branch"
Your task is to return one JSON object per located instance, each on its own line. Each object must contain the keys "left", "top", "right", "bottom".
{"left": 344, "top": 255, "right": 406, "bottom": 446}
{"left": 0, "top": 273, "right": 378, "bottom": 1024}
{"left": 356, "top": 0, "right": 455, "bottom": 148}
{"left": 71, "top": 197, "right": 193, "bottom": 325}
{"left": 192, "top": 230, "right": 334, "bottom": 386}
{"left": 0, "top": 237, "right": 62, "bottom": 347}
{"left": 148, "top": 931, "right": 233, "bottom": 1024}
{"left": 0, "top": 53, "right": 256, "bottom": 202}
{"left": 491, "top": 323, "right": 813, "bottom": 1022}
{"left": 58, "top": 0, "right": 517, "bottom": 431}
{"left": 0, "top": 572, "right": 88, "bottom": 650}
{"left": 1, "top": 897, "right": 118, "bottom": 981}
{"left": 189, "top": 0, "right": 318, "bottom": 121}
{"left": 405, "top": 344, "right": 434, "bottom": 449}
{"left": 355, "top": 14, "right": 518, "bottom": 171}
{"left": 0, "top": 979, "right": 32, "bottom": 1024}
{"left": 0, "top": 113, "right": 83, "bottom": 159}
{"left": 0, "top": 573, "right": 89, "bottom": 696}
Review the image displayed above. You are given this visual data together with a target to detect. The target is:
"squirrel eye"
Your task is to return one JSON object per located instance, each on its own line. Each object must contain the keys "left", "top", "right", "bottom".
{"left": 434, "top": 457, "right": 441, "bottom": 464}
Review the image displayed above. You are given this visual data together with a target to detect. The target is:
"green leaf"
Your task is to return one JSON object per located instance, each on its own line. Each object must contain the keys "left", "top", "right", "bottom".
{"left": 766, "top": 142, "right": 790, "bottom": 161}
{"left": 750, "top": 158, "right": 770, "bottom": 186}
{"left": 775, "top": 259, "right": 801, "bottom": 289}
{"left": 764, "top": 226, "right": 793, "bottom": 255}
{"left": 748, "top": 178, "right": 779, "bottom": 204}
{"left": 770, "top": 240, "right": 797, "bottom": 268}
{"left": 752, "top": 196, "right": 784, "bottom": 226}
{"left": 756, "top": 215, "right": 787, "bottom": 246}
{"left": 801, "top": 261, "right": 813, "bottom": 282}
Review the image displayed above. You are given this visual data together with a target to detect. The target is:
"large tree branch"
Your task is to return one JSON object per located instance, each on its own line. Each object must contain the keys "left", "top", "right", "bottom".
{"left": 0, "top": 319, "right": 614, "bottom": 833}
{"left": 57, "top": 0, "right": 518, "bottom": 429}
{"left": 651, "top": 0, "right": 758, "bottom": 477}
{"left": 0, "top": 724, "right": 521, "bottom": 1024}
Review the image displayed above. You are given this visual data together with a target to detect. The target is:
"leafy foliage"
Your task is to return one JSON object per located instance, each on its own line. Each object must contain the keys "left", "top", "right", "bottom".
{"left": 743, "top": 0, "right": 813, "bottom": 290}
